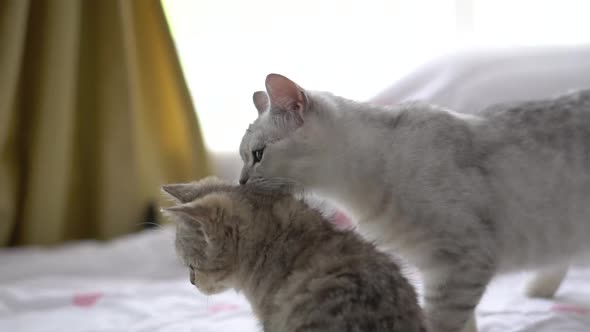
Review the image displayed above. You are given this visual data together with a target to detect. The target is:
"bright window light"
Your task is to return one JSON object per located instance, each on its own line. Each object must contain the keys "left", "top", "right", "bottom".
{"left": 163, "top": 0, "right": 590, "bottom": 153}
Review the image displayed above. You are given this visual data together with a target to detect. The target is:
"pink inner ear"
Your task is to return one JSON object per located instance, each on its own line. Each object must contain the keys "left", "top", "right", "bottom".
{"left": 265, "top": 74, "right": 306, "bottom": 113}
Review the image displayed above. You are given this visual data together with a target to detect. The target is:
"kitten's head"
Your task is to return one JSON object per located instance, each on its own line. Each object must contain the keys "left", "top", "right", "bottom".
{"left": 239, "top": 74, "right": 330, "bottom": 187}
{"left": 161, "top": 176, "right": 293, "bottom": 295}
{"left": 162, "top": 177, "right": 249, "bottom": 295}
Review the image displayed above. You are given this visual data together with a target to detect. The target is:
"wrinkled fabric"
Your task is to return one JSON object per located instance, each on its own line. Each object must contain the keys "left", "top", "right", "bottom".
{"left": 0, "top": 227, "right": 588, "bottom": 331}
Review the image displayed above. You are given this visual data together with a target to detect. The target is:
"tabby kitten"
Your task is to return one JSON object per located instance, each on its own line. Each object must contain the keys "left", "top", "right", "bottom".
{"left": 239, "top": 73, "right": 590, "bottom": 332}
{"left": 161, "top": 177, "right": 426, "bottom": 332}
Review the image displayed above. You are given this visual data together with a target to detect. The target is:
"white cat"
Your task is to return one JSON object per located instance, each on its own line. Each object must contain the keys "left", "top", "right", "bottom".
{"left": 238, "top": 74, "right": 590, "bottom": 332}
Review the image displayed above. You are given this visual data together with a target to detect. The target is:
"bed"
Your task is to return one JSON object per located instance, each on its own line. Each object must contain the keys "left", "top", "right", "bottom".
{"left": 3, "top": 45, "right": 590, "bottom": 331}
{"left": 0, "top": 226, "right": 589, "bottom": 332}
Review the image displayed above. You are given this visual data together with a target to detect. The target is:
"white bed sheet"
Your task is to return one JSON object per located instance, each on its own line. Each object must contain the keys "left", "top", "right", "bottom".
{"left": 1, "top": 227, "right": 589, "bottom": 332}
{"left": 0, "top": 228, "right": 257, "bottom": 332}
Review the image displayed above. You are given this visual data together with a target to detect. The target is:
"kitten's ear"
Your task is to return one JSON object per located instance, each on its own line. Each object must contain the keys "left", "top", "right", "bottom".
{"left": 162, "top": 192, "right": 232, "bottom": 229}
{"left": 162, "top": 203, "right": 214, "bottom": 244}
{"left": 265, "top": 73, "right": 307, "bottom": 123}
{"left": 252, "top": 91, "right": 269, "bottom": 116}
{"left": 161, "top": 177, "right": 226, "bottom": 203}
{"left": 161, "top": 183, "right": 199, "bottom": 203}
{"left": 162, "top": 203, "right": 211, "bottom": 226}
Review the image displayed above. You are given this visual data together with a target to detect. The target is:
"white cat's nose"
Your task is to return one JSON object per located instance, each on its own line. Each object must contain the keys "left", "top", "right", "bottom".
{"left": 239, "top": 168, "right": 250, "bottom": 185}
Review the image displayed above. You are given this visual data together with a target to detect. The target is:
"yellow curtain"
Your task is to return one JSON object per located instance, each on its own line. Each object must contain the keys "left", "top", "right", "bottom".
{"left": 0, "top": 0, "right": 210, "bottom": 246}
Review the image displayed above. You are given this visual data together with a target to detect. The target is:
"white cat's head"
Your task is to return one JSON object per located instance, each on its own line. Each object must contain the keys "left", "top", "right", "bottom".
{"left": 239, "top": 74, "right": 334, "bottom": 188}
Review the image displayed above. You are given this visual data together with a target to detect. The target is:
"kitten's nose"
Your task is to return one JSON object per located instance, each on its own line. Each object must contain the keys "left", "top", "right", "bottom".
{"left": 239, "top": 178, "right": 248, "bottom": 185}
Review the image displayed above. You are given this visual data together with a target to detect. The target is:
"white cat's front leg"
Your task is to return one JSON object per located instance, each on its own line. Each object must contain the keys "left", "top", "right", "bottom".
{"left": 526, "top": 265, "right": 568, "bottom": 298}
{"left": 423, "top": 260, "right": 493, "bottom": 332}
{"left": 463, "top": 314, "right": 478, "bottom": 332}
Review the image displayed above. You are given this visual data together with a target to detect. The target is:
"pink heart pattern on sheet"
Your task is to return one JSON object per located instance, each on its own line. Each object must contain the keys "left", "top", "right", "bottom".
{"left": 207, "top": 303, "right": 240, "bottom": 314}
{"left": 72, "top": 292, "right": 103, "bottom": 307}
{"left": 551, "top": 303, "right": 590, "bottom": 315}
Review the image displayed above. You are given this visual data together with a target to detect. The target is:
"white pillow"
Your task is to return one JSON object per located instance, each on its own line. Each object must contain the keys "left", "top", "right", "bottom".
{"left": 370, "top": 44, "right": 590, "bottom": 113}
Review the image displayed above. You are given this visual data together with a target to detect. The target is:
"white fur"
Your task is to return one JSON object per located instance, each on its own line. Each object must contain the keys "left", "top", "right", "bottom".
{"left": 240, "top": 84, "right": 590, "bottom": 332}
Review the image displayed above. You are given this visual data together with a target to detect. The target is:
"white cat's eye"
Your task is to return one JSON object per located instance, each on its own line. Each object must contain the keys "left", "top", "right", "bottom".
{"left": 252, "top": 148, "right": 264, "bottom": 163}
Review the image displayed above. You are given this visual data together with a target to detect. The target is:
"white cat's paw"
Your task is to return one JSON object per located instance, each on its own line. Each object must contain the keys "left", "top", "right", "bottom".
{"left": 525, "top": 267, "right": 568, "bottom": 298}
{"left": 526, "top": 281, "right": 560, "bottom": 298}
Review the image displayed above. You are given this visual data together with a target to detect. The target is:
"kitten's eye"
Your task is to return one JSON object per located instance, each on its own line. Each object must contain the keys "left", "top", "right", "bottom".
{"left": 189, "top": 264, "right": 195, "bottom": 272}
{"left": 252, "top": 148, "right": 264, "bottom": 163}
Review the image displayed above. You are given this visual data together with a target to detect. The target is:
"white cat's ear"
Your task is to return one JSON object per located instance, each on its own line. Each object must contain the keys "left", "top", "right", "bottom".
{"left": 265, "top": 73, "right": 307, "bottom": 123}
{"left": 252, "top": 91, "right": 269, "bottom": 116}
